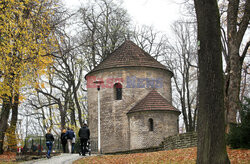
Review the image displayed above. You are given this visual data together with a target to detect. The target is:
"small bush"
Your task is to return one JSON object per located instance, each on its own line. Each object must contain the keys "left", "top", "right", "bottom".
{"left": 227, "top": 97, "right": 250, "bottom": 149}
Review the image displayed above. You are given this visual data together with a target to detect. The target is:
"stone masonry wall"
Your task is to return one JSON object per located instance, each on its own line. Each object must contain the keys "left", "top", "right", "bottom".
{"left": 105, "top": 132, "right": 198, "bottom": 154}
{"left": 87, "top": 67, "right": 172, "bottom": 153}
{"left": 128, "top": 111, "right": 179, "bottom": 150}
{"left": 160, "top": 132, "right": 197, "bottom": 150}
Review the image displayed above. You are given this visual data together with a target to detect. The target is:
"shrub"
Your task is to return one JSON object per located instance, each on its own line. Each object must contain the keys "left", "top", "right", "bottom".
{"left": 227, "top": 97, "right": 250, "bottom": 149}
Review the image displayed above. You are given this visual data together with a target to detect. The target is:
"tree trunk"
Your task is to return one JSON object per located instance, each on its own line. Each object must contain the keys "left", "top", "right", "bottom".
{"left": 69, "top": 95, "right": 76, "bottom": 126}
{"left": 7, "top": 93, "right": 19, "bottom": 152}
{"left": 91, "top": 29, "right": 96, "bottom": 68}
{"left": 61, "top": 110, "right": 66, "bottom": 129}
{"left": 225, "top": 0, "right": 250, "bottom": 131}
{"left": 59, "top": 102, "right": 66, "bottom": 129}
{"left": 226, "top": 53, "right": 242, "bottom": 125}
{"left": 194, "top": 0, "right": 230, "bottom": 163}
{"left": 0, "top": 96, "right": 12, "bottom": 154}
{"left": 73, "top": 82, "right": 83, "bottom": 127}
{"left": 181, "top": 97, "right": 189, "bottom": 132}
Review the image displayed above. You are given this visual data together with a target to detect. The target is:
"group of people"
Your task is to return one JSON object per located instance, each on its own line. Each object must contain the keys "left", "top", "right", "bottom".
{"left": 45, "top": 123, "right": 90, "bottom": 158}
{"left": 61, "top": 128, "right": 76, "bottom": 154}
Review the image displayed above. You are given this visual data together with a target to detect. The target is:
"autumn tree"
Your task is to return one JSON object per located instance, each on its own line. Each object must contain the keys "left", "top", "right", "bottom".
{"left": 0, "top": 0, "right": 56, "bottom": 154}
{"left": 37, "top": 34, "right": 86, "bottom": 129}
{"left": 77, "top": 0, "right": 130, "bottom": 70}
{"left": 77, "top": 0, "right": 177, "bottom": 71}
{"left": 180, "top": 0, "right": 249, "bottom": 132}
{"left": 24, "top": 89, "right": 56, "bottom": 135}
{"left": 220, "top": 0, "right": 250, "bottom": 130}
{"left": 131, "top": 25, "right": 168, "bottom": 60}
{"left": 164, "top": 20, "right": 198, "bottom": 132}
{"left": 194, "top": 0, "right": 230, "bottom": 163}
{"left": 26, "top": 19, "right": 87, "bottom": 130}
{"left": 18, "top": 0, "right": 129, "bottom": 135}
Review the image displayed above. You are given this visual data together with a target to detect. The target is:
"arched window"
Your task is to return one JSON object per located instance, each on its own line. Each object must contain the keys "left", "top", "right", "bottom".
{"left": 149, "top": 118, "right": 154, "bottom": 131}
{"left": 114, "top": 83, "right": 122, "bottom": 100}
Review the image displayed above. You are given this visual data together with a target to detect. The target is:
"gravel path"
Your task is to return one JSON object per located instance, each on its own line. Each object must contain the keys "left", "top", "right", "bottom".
{"left": 20, "top": 153, "right": 92, "bottom": 164}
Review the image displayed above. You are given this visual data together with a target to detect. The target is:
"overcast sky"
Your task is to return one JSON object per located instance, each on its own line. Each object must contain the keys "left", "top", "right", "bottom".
{"left": 63, "top": 0, "right": 183, "bottom": 34}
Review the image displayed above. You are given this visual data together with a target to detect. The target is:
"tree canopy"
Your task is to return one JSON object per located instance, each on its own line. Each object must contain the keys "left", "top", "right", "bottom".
{"left": 0, "top": 0, "right": 57, "bottom": 154}
{"left": 0, "top": 0, "right": 56, "bottom": 96}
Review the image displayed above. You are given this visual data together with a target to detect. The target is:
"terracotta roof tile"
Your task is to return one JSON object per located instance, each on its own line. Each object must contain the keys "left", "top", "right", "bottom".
{"left": 127, "top": 90, "right": 180, "bottom": 114}
{"left": 86, "top": 40, "right": 172, "bottom": 76}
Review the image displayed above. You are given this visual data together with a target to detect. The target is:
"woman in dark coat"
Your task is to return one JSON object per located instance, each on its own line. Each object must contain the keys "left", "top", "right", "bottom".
{"left": 61, "top": 129, "right": 67, "bottom": 153}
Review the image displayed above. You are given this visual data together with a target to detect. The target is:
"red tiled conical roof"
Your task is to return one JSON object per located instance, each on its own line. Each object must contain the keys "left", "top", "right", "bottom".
{"left": 127, "top": 90, "right": 180, "bottom": 114}
{"left": 86, "top": 40, "right": 172, "bottom": 76}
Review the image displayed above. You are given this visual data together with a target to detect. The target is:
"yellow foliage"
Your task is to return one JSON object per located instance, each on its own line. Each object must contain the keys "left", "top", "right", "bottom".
{"left": 41, "top": 83, "right": 45, "bottom": 88}
{"left": 18, "top": 95, "right": 25, "bottom": 102}
{"left": 0, "top": 0, "right": 57, "bottom": 98}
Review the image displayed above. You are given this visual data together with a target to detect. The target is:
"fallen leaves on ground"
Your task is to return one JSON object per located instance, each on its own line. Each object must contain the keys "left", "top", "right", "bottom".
{"left": 74, "top": 147, "right": 250, "bottom": 164}
{"left": 228, "top": 148, "right": 250, "bottom": 164}
{"left": 0, "top": 152, "right": 16, "bottom": 162}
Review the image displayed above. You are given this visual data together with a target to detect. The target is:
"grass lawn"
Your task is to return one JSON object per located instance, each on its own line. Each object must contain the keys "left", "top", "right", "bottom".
{"left": 74, "top": 147, "right": 250, "bottom": 164}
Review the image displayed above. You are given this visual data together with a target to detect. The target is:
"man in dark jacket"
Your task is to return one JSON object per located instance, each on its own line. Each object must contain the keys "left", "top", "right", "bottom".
{"left": 78, "top": 123, "right": 90, "bottom": 156}
{"left": 45, "top": 129, "right": 54, "bottom": 158}
{"left": 61, "top": 129, "right": 67, "bottom": 153}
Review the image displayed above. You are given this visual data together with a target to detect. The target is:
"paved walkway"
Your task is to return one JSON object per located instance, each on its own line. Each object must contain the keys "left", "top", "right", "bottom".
{"left": 20, "top": 153, "right": 92, "bottom": 164}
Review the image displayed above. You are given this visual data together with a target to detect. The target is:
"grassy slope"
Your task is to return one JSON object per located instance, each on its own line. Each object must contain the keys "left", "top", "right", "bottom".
{"left": 74, "top": 147, "right": 250, "bottom": 164}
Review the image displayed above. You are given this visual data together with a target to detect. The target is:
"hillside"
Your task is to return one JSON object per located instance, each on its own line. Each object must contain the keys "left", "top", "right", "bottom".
{"left": 74, "top": 147, "right": 250, "bottom": 164}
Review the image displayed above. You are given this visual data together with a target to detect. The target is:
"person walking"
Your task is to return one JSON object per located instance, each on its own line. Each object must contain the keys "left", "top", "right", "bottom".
{"left": 78, "top": 123, "right": 90, "bottom": 156}
{"left": 71, "top": 129, "right": 76, "bottom": 153}
{"left": 45, "top": 129, "right": 54, "bottom": 158}
{"left": 64, "top": 127, "right": 75, "bottom": 153}
{"left": 61, "top": 129, "right": 67, "bottom": 153}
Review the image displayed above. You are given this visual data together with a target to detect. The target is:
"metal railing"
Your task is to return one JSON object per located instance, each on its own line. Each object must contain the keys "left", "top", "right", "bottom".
{"left": 21, "top": 136, "right": 98, "bottom": 155}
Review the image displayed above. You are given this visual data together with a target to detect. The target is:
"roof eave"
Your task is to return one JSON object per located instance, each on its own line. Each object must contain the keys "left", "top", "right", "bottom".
{"left": 85, "top": 66, "right": 173, "bottom": 80}
{"left": 127, "top": 109, "right": 181, "bottom": 115}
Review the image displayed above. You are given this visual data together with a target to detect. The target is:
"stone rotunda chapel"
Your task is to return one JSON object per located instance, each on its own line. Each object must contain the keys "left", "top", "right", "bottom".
{"left": 85, "top": 40, "right": 180, "bottom": 153}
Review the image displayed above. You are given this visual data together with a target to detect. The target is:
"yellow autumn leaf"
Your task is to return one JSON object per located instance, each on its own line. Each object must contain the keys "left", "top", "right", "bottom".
{"left": 41, "top": 83, "right": 45, "bottom": 88}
